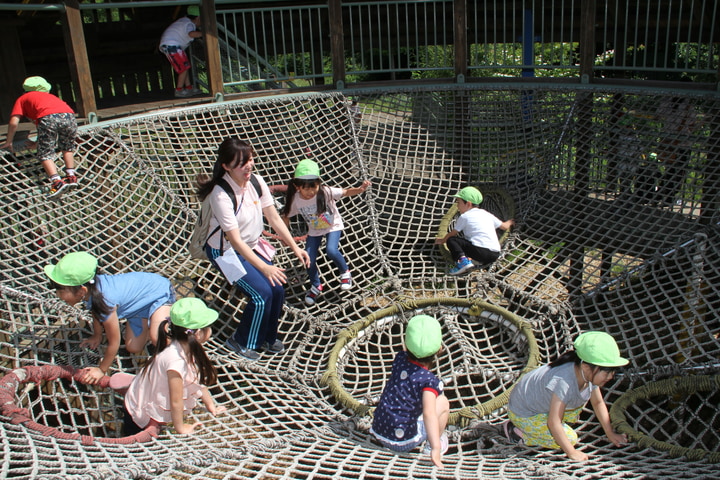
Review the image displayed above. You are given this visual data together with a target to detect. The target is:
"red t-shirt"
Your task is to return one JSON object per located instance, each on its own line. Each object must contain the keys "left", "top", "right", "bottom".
{"left": 10, "top": 91, "right": 74, "bottom": 124}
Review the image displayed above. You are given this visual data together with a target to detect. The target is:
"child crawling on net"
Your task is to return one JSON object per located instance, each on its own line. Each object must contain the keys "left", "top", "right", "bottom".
{"left": 121, "top": 297, "right": 226, "bottom": 435}
{"left": 504, "top": 331, "right": 629, "bottom": 461}
{"left": 45, "top": 251, "right": 175, "bottom": 384}
{"left": 370, "top": 315, "right": 450, "bottom": 468}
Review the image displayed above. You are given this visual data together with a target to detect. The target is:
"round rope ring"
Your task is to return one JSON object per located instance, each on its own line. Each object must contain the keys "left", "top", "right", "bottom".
{"left": 0, "top": 365, "right": 160, "bottom": 445}
{"left": 436, "top": 185, "right": 516, "bottom": 265}
{"left": 322, "top": 297, "right": 540, "bottom": 427}
{"left": 610, "top": 374, "right": 720, "bottom": 463}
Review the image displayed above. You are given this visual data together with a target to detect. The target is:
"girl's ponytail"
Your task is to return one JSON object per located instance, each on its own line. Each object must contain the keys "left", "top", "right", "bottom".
{"left": 153, "top": 322, "right": 217, "bottom": 386}
{"left": 86, "top": 276, "right": 112, "bottom": 320}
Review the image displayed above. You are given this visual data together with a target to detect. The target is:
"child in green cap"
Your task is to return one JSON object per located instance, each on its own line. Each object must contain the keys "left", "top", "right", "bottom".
{"left": 123, "top": 297, "right": 226, "bottom": 435}
{"left": 44, "top": 251, "right": 176, "bottom": 385}
{"left": 281, "top": 157, "right": 371, "bottom": 305}
{"left": 1, "top": 76, "right": 79, "bottom": 198}
{"left": 505, "top": 331, "right": 629, "bottom": 461}
{"left": 435, "top": 186, "right": 514, "bottom": 275}
{"left": 370, "top": 315, "right": 450, "bottom": 469}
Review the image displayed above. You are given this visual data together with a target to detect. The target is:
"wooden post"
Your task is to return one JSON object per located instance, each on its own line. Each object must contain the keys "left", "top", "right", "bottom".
{"left": 328, "top": 0, "right": 345, "bottom": 88}
{"left": 0, "top": 19, "right": 26, "bottom": 124}
{"left": 62, "top": 0, "right": 96, "bottom": 117}
{"left": 200, "top": 0, "right": 224, "bottom": 97}
{"left": 579, "top": 0, "right": 596, "bottom": 83}
{"left": 454, "top": 0, "right": 467, "bottom": 79}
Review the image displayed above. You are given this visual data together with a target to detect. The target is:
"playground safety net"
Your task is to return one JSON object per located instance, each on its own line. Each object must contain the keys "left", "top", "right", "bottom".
{"left": 0, "top": 85, "right": 718, "bottom": 479}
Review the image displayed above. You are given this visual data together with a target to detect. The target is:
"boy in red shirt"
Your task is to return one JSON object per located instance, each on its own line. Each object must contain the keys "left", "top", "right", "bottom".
{"left": 1, "top": 76, "right": 79, "bottom": 198}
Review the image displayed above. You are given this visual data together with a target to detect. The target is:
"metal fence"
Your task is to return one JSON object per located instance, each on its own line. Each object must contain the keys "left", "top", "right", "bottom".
{"left": 1, "top": 0, "right": 717, "bottom": 105}
{"left": 212, "top": 0, "right": 718, "bottom": 88}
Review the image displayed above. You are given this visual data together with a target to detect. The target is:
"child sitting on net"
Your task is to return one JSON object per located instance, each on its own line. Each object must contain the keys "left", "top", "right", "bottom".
{"left": 122, "top": 297, "right": 226, "bottom": 435}
{"left": 504, "top": 331, "right": 629, "bottom": 461}
{"left": 44, "top": 251, "right": 176, "bottom": 384}
{"left": 370, "top": 315, "right": 450, "bottom": 469}
{"left": 434, "top": 186, "right": 514, "bottom": 275}
{"left": 281, "top": 158, "right": 370, "bottom": 305}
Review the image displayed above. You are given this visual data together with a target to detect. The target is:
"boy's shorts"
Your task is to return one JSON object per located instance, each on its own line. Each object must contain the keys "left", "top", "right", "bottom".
{"left": 160, "top": 45, "right": 191, "bottom": 74}
{"left": 36, "top": 113, "right": 77, "bottom": 162}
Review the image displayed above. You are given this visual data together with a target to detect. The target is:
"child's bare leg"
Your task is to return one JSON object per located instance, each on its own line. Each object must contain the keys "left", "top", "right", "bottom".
{"left": 40, "top": 158, "right": 59, "bottom": 178}
{"left": 177, "top": 70, "right": 190, "bottom": 89}
{"left": 61, "top": 151, "right": 75, "bottom": 170}
{"left": 148, "top": 305, "right": 171, "bottom": 346}
{"left": 124, "top": 322, "right": 149, "bottom": 354}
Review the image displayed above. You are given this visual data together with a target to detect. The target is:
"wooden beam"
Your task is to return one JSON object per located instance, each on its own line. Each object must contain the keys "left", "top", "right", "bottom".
{"left": 0, "top": 19, "right": 26, "bottom": 124}
{"left": 62, "top": 0, "right": 96, "bottom": 117}
{"left": 328, "top": 0, "right": 345, "bottom": 87}
{"left": 579, "top": 0, "right": 596, "bottom": 82}
{"left": 200, "top": 0, "right": 223, "bottom": 96}
{"left": 454, "top": 0, "right": 467, "bottom": 79}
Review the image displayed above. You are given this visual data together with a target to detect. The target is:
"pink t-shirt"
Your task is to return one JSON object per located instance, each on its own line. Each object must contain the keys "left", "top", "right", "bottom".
{"left": 124, "top": 342, "right": 204, "bottom": 428}
{"left": 10, "top": 91, "right": 74, "bottom": 124}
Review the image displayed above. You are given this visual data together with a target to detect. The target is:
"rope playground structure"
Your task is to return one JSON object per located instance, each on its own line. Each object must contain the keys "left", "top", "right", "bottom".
{"left": 1, "top": 85, "right": 718, "bottom": 479}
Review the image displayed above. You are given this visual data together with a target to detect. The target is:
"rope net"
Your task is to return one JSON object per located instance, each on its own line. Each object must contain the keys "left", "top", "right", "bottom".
{"left": 1, "top": 86, "right": 718, "bottom": 479}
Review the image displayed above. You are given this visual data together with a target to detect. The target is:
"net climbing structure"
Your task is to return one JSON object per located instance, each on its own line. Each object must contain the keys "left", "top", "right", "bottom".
{"left": 0, "top": 86, "right": 719, "bottom": 479}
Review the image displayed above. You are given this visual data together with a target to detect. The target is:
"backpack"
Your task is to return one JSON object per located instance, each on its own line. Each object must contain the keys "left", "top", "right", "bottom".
{"left": 189, "top": 175, "right": 262, "bottom": 260}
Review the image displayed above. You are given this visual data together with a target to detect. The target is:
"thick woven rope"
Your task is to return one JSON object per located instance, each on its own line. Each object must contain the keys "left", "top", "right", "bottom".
{"left": 1, "top": 86, "right": 718, "bottom": 479}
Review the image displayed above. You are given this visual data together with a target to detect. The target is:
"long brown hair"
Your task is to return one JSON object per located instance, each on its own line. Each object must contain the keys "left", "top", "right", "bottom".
{"left": 197, "top": 137, "right": 256, "bottom": 201}
{"left": 282, "top": 178, "right": 331, "bottom": 217}
{"left": 141, "top": 319, "right": 217, "bottom": 386}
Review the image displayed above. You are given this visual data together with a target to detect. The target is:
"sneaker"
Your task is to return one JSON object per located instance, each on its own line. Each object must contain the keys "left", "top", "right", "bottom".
{"left": 187, "top": 86, "right": 202, "bottom": 96}
{"left": 340, "top": 270, "right": 352, "bottom": 291}
{"left": 502, "top": 420, "right": 523, "bottom": 443}
{"left": 224, "top": 336, "right": 261, "bottom": 361}
{"left": 262, "top": 339, "right": 285, "bottom": 354}
{"left": 47, "top": 179, "right": 68, "bottom": 198}
{"left": 449, "top": 256, "right": 474, "bottom": 275}
{"left": 174, "top": 88, "right": 190, "bottom": 98}
{"left": 63, "top": 174, "right": 79, "bottom": 189}
{"left": 305, "top": 284, "right": 322, "bottom": 306}
{"left": 422, "top": 432, "right": 449, "bottom": 455}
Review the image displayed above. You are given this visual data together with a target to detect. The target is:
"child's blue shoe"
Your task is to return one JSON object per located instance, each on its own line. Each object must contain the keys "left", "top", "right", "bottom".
{"left": 449, "top": 257, "right": 473, "bottom": 275}
{"left": 305, "top": 284, "right": 323, "bottom": 305}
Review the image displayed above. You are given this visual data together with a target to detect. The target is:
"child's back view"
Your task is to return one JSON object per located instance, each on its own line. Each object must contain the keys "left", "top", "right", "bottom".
{"left": 370, "top": 315, "right": 450, "bottom": 468}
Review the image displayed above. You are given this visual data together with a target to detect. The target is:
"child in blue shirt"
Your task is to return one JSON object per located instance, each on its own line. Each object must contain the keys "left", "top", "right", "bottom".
{"left": 371, "top": 315, "right": 450, "bottom": 468}
{"left": 44, "top": 251, "right": 176, "bottom": 385}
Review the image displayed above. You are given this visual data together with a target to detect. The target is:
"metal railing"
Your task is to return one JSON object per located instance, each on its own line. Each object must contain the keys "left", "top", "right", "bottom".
{"left": 210, "top": 0, "right": 718, "bottom": 87}
{"left": 1, "top": 0, "right": 718, "bottom": 112}
{"left": 216, "top": 2, "right": 329, "bottom": 87}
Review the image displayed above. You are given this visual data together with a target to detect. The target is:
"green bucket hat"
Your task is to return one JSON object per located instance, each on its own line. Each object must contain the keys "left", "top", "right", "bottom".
{"left": 574, "top": 331, "right": 629, "bottom": 367}
{"left": 405, "top": 315, "right": 442, "bottom": 358}
{"left": 294, "top": 159, "right": 320, "bottom": 180}
{"left": 170, "top": 297, "right": 218, "bottom": 330}
{"left": 454, "top": 186, "right": 483, "bottom": 205}
{"left": 187, "top": 5, "right": 200, "bottom": 17}
{"left": 44, "top": 252, "right": 98, "bottom": 286}
{"left": 23, "top": 76, "right": 52, "bottom": 93}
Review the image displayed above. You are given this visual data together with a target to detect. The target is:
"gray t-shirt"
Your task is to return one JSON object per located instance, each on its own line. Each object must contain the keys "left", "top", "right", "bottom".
{"left": 508, "top": 362, "right": 595, "bottom": 418}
